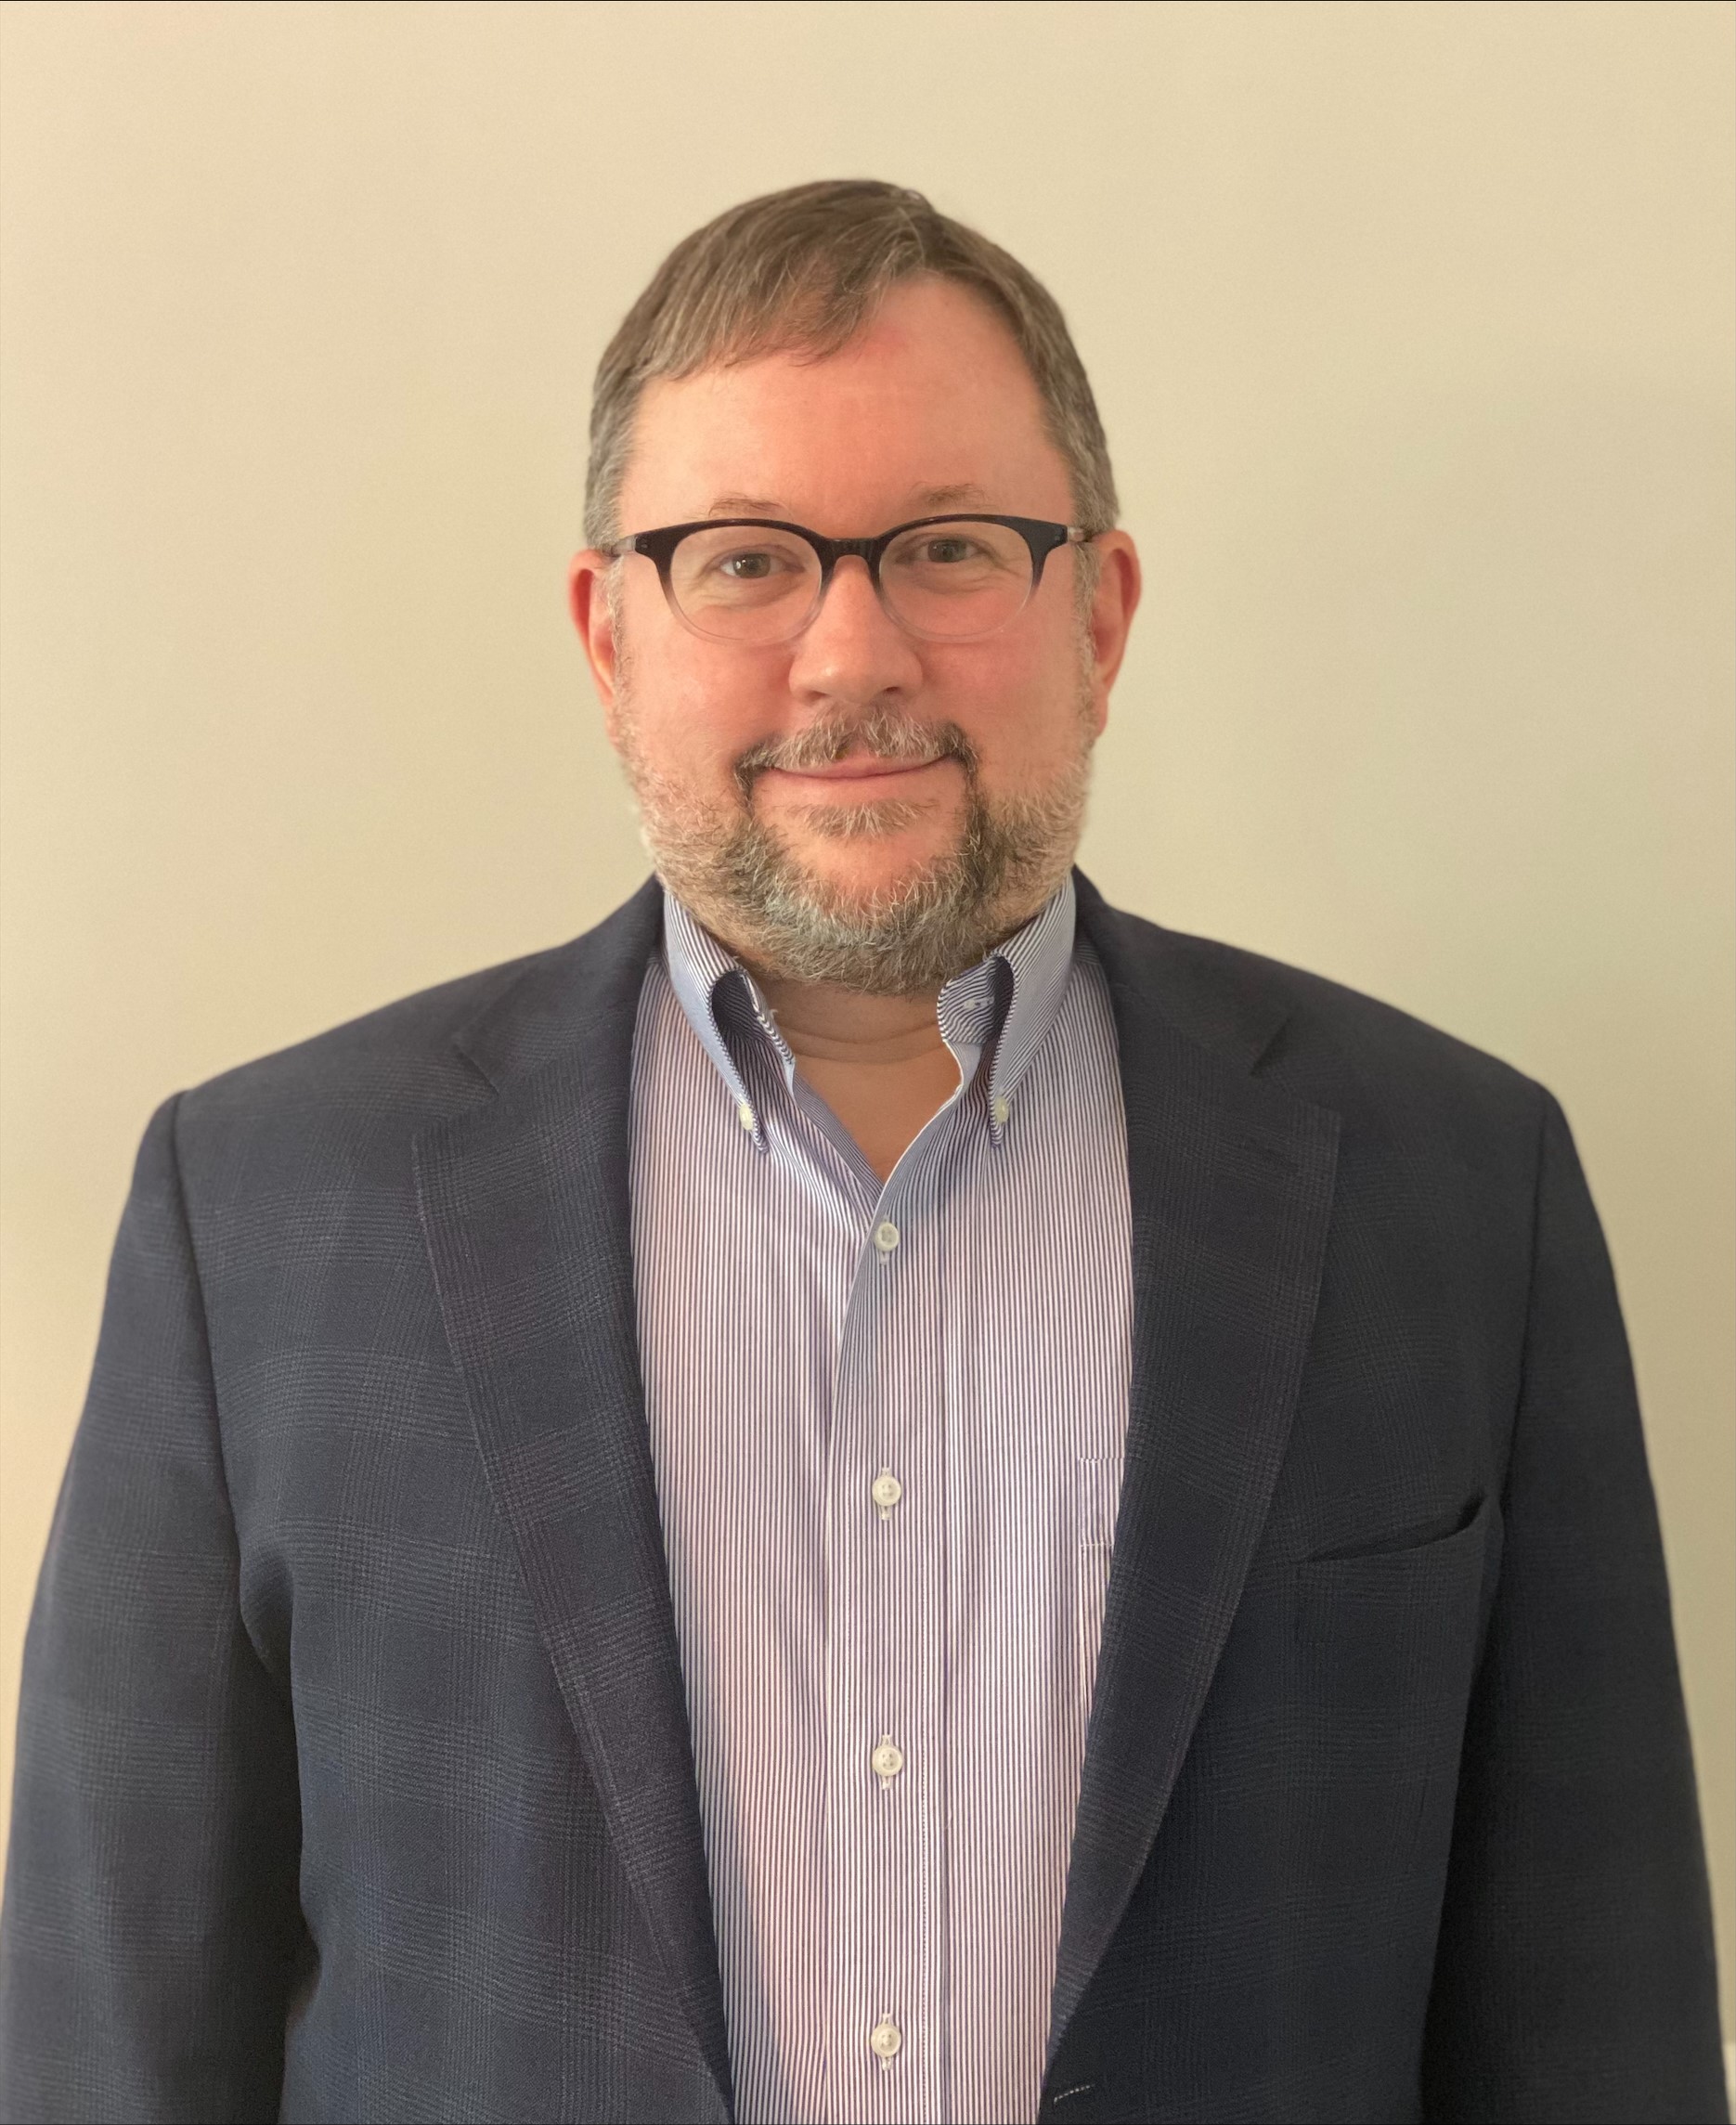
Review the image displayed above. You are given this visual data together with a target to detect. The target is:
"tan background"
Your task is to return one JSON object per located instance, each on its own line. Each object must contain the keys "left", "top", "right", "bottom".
{"left": 2, "top": 0, "right": 1731, "bottom": 2041}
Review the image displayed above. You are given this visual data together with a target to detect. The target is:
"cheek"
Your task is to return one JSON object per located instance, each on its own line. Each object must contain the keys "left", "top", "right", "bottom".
{"left": 626, "top": 637, "right": 783, "bottom": 777}
{"left": 933, "top": 634, "right": 1085, "bottom": 780}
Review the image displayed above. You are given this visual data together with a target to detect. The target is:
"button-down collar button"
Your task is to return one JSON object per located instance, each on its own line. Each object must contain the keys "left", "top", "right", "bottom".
{"left": 871, "top": 1735, "right": 904, "bottom": 1787}
{"left": 869, "top": 2015, "right": 902, "bottom": 2067}
{"left": 991, "top": 1095, "right": 1012, "bottom": 1128}
{"left": 873, "top": 1221, "right": 900, "bottom": 1255}
{"left": 736, "top": 1100, "right": 755, "bottom": 1132}
{"left": 871, "top": 1468, "right": 903, "bottom": 1518}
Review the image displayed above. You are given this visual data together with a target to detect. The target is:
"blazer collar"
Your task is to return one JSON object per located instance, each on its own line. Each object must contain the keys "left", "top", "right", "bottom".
{"left": 447, "top": 875, "right": 663, "bottom": 1093}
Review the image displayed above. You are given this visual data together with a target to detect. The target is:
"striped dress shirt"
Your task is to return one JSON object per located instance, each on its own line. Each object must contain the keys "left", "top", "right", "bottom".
{"left": 628, "top": 875, "right": 1133, "bottom": 2125}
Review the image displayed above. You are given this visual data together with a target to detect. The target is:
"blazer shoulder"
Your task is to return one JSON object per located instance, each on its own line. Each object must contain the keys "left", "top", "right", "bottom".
{"left": 178, "top": 947, "right": 544, "bottom": 1126}
{"left": 1165, "top": 926, "right": 1553, "bottom": 1200}
{"left": 169, "top": 879, "right": 662, "bottom": 1181}
{"left": 1172, "top": 924, "right": 1541, "bottom": 1109}
{"left": 1078, "top": 883, "right": 1549, "bottom": 1154}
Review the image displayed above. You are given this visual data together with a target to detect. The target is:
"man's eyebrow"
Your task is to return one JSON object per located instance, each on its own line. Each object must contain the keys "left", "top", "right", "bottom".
{"left": 912, "top": 483, "right": 992, "bottom": 511}
{"left": 701, "top": 483, "right": 997, "bottom": 523}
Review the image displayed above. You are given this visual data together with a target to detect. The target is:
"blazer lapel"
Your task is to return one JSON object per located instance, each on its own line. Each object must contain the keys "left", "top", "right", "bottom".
{"left": 1054, "top": 879, "right": 1341, "bottom": 2061}
{"left": 412, "top": 882, "right": 733, "bottom": 2118}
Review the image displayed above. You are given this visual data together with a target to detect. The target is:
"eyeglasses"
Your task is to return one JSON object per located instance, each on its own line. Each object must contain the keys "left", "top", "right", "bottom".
{"left": 606, "top": 513, "right": 1094, "bottom": 646}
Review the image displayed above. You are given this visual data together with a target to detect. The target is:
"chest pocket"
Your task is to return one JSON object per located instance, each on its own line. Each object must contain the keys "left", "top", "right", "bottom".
{"left": 1075, "top": 1455, "right": 1126, "bottom": 1720}
{"left": 1288, "top": 1492, "right": 1496, "bottom": 1877}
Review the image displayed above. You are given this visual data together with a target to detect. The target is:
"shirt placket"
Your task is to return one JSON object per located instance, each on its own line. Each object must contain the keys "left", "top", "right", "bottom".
{"left": 652, "top": 882, "right": 1100, "bottom": 2125}
{"left": 824, "top": 1141, "right": 951, "bottom": 2125}
{"left": 710, "top": 946, "right": 1004, "bottom": 2125}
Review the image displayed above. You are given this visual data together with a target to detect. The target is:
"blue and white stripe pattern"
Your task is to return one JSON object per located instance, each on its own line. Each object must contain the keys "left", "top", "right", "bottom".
{"left": 628, "top": 875, "right": 1133, "bottom": 2125}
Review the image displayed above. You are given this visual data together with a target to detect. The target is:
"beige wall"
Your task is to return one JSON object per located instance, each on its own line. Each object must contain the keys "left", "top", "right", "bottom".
{"left": 3, "top": 0, "right": 1730, "bottom": 2033}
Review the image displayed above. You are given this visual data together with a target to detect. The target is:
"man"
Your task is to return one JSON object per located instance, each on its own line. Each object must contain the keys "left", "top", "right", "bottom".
{"left": 0, "top": 179, "right": 1724, "bottom": 2125}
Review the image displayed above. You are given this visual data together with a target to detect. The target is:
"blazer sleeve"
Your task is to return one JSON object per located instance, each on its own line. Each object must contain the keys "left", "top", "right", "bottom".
{"left": 1421, "top": 1089, "right": 1728, "bottom": 2123}
{"left": 0, "top": 1096, "right": 304, "bottom": 2125}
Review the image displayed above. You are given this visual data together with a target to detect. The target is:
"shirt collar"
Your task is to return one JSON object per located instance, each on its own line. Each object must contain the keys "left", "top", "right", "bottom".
{"left": 659, "top": 874, "right": 1078, "bottom": 1147}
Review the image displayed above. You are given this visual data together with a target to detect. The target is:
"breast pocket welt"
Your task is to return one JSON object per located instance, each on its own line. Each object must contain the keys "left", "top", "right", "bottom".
{"left": 1289, "top": 1492, "right": 1495, "bottom": 1885}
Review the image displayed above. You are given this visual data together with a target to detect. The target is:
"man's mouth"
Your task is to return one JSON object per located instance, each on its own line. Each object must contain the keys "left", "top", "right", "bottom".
{"left": 759, "top": 753, "right": 952, "bottom": 787}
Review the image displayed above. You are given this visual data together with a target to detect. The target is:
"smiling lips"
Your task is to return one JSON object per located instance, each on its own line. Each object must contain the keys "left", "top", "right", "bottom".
{"left": 763, "top": 754, "right": 952, "bottom": 785}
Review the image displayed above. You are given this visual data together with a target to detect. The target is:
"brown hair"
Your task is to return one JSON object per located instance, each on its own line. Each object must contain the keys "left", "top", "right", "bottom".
{"left": 583, "top": 179, "right": 1118, "bottom": 548}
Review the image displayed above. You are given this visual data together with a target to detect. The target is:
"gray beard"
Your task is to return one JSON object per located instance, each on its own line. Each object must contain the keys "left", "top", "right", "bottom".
{"left": 615, "top": 699, "right": 1096, "bottom": 996}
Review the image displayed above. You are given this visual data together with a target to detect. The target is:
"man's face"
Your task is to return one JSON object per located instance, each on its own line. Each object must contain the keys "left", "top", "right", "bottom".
{"left": 570, "top": 276, "right": 1139, "bottom": 989}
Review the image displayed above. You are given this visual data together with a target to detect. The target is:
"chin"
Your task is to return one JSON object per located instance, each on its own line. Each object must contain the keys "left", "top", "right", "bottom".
{"left": 771, "top": 783, "right": 962, "bottom": 870}
{"left": 783, "top": 821, "right": 961, "bottom": 904}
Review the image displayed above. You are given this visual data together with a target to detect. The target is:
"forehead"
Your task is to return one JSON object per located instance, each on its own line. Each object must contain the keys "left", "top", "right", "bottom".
{"left": 618, "top": 277, "right": 1072, "bottom": 531}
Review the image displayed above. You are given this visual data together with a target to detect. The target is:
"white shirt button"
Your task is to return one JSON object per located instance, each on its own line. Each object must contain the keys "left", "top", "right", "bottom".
{"left": 991, "top": 1095, "right": 1012, "bottom": 1128}
{"left": 871, "top": 1468, "right": 903, "bottom": 1518}
{"left": 736, "top": 1100, "right": 755, "bottom": 1132}
{"left": 873, "top": 1221, "right": 900, "bottom": 1254}
{"left": 869, "top": 2014, "right": 902, "bottom": 2067}
{"left": 871, "top": 1734, "right": 904, "bottom": 1786}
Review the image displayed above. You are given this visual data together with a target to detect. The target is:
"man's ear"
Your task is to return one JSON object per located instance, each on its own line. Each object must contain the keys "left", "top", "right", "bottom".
{"left": 568, "top": 550, "right": 623, "bottom": 744}
{"left": 1082, "top": 531, "right": 1142, "bottom": 738}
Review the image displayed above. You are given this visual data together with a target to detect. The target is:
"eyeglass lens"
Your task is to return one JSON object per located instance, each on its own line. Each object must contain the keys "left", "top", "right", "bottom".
{"left": 666, "top": 520, "right": 1038, "bottom": 643}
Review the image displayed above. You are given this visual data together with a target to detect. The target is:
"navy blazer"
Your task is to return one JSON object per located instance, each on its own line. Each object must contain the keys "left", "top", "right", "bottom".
{"left": 1, "top": 875, "right": 1725, "bottom": 2123}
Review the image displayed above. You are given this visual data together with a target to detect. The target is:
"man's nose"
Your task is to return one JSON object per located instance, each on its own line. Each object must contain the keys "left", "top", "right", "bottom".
{"left": 784, "top": 554, "right": 925, "bottom": 706}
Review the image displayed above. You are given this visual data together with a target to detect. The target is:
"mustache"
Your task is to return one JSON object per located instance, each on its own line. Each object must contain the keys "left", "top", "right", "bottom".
{"left": 733, "top": 710, "right": 979, "bottom": 797}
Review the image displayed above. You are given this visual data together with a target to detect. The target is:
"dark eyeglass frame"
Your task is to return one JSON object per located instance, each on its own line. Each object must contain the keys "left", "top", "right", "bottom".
{"left": 606, "top": 512, "right": 1095, "bottom": 642}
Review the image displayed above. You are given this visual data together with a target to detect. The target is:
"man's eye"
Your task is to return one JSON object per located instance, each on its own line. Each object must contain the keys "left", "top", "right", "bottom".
{"left": 710, "top": 547, "right": 809, "bottom": 582}
{"left": 921, "top": 538, "right": 978, "bottom": 564}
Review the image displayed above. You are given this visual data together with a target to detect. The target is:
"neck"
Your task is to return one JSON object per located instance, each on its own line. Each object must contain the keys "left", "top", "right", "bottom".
{"left": 745, "top": 967, "right": 961, "bottom": 1185}
{"left": 751, "top": 975, "right": 948, "bottom": 1066}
